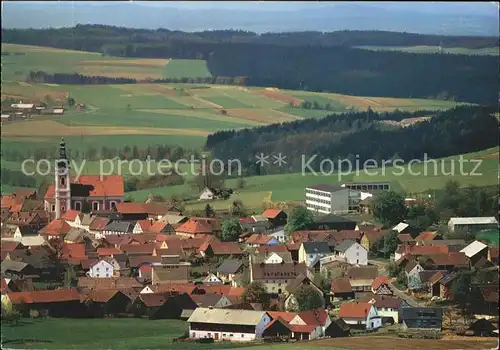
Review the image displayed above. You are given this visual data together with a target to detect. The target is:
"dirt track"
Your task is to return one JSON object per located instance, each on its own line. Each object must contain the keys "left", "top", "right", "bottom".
{"left": 309, "top": 335, "right": 498, "bottom": 350}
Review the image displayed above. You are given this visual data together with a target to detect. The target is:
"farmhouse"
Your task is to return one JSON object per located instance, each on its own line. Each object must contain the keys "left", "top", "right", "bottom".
{"left": 187, "top": 308, "right": 272, "bottom": 342}
{"left": 401, "top": 307, "right": 443, "bottom": 331}
{"left": 298, "top": 241, "right": 332, "bottom": 269}
{"left": 339, "top": 302, "right": 381, "bottom": 330}
{"left": 261, "top": 209, "right": 287, "bottom": 228}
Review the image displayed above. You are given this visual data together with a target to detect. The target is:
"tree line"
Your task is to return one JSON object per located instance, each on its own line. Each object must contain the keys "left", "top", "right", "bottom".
{"left": 25, "top": 71, "right": 246, "bottom": 86}
{"left": 1, "top": 143, "right": 200, "bottom": 162}
{"left": 205, "top": 105, "right": 499, "bottom": 175}
{"left": 4, "top": 26, "right": 497, "bottom": 104}
{"left": 2, "top": 25, "right": 497, "bottom": 51}
{"left": 0, "top": 168, "right": 38, "bottom": 188}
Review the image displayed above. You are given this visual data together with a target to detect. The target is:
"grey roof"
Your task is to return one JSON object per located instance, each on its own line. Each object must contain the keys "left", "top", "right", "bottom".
{"left": 252, "top": 215, "right": 269, "bottom": 223}
{"left": 314, "top": 214, "right": 356, "bottom": 224}
{"left": 307, "top": 184, "right": 344, "bottom": 192}
{"left": 334, "top": 240, "right": 357, "bottom": 253}
{"left": 302, "top": 241, "right": 331, "bottom": 254}
{"left": 81, "top": 214, "right": 93, "bottom": 225}
{"left": 161, "top": 214, "right": 188, "bottom": 224}
{"left": 1, "top": 260, "right": 29, "bottom": 273}
{"left": 217, "top": 260, "right": 243, "bottom": 275}
{"left": 187, "top": 307, "right": 267, "bottom": 326}
{"left": 64, "top": 227, "right": 87, "bottom": 242}
{"left": 104, "top": 220, "right": 135, "bottom": 233}
{"left": 449, "top": 217, "right": 498, "bottom": 225}
{"left": 439, "top": 273, "right": 458, "bottom": 286}
{"left": 401, "top": 307, "right": 443, "bottom": 320}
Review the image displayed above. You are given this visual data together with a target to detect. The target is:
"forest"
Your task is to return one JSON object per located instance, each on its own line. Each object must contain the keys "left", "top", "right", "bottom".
{"left": 3, "top": 26, "right": 498, "bottom": 104}
{"left": 2, "top": 25, "right": 498, "bottom": 51}
{"left": 205, "top": 105, "right": 499, "bottom": 175}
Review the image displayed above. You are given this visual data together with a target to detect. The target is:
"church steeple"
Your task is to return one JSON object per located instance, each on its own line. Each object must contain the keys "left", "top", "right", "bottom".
{"left": 55, "top": 138, "right": 71, "bottom": 219}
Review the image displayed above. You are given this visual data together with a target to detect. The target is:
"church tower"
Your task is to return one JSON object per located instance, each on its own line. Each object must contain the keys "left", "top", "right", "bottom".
{"left": 55, "top": 138, "right": 71, "bottom": 219}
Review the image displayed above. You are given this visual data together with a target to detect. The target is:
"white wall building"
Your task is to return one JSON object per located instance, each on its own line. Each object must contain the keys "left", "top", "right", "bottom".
{"left": 334, "top": 240, "right": 368, "bottom": 266}
{"left": 88, "top": 260, "right": 115, "bottom": 278}
{"left": 187, "top": 308, "right": 271, "bottom": 342}
{"left": 305, "top": 184, "right": 361, "bottom": 215}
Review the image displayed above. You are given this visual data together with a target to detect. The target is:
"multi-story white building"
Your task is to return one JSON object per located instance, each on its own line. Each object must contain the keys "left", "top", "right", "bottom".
{"left": 305, "top": 184, "right": 362, "bottom": 215}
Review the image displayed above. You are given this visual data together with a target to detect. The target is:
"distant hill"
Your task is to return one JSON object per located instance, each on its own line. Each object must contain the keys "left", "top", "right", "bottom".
{"left": 1, "top": 2, "right": 498, "bottom": 36}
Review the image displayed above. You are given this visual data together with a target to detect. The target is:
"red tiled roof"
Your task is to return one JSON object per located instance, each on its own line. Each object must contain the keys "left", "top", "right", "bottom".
{"left": 176, "top": 219, "right": 215, "bottom": 235}
{"left": 339, "top": 302, "right": 373, "bottom": 319}
{"left": 200, "top": 242, "right": 243, "bottom": 255}
{"left": 150, "top": 220, "right": 170, "bottom": 234}
{"left": 120, "top": 243, "right": 155, "bottom": 255}
{"left": 262, "top": 209, "right": 283, "bottom": 219}
{"left": 1, "top": 279, "right": 8, "bottom": 293}
{"left": 299, "top": 308, "right": 328, "bottom": 326}
{"left": 489, "top": 248, "right": 499, "bottom": 259}
{"left": 1, "top": 242, "right": 22, "bottom": 252}
{"left": 81, "top": 258, "right": 99, "bottom": 270}
{"left": 246, "top": 234, "right": 273, "bottom": 245}
{"left": 227, "top": 287, "right": 245, "bottom": 297}
{"left": 480, "top": 285, "right": 499, "bottom": 303}
{"left": 61, "top": 243, "right": 87, "bottom": 259}
{"left": 239, "top": 217, "right": 256, "bottom": 224}
{"left": 428, "top": 271, "right": 446, "bottom": 285}
{"left": 115, "top": 202, "right": 173, "bottom": 215}
{"left": 136, "top": 219, "right": 152, "bottom": 232}
{"left": 88, "top": 217, "right": 110, "bottom": 231}
{"left": 408, "top": 245, "right": 449, "bottom": 256}
{"left": 256, "top": 245, "right": 289, "bottom": 254}
{"left": 7, "top": 288, "right": 80, "bottom": 304}
{"left": 362, "top": 230, "right": 391, "bottom": 243}
{"left": 39, "top": 219, "right": 72, "bottom": 236}
{"left": 332, "top": 277, "right": 353, "bottom": 293}
{"left": 97, "top": 248, "right": 122, "bottom": 256}
{"left": 62, "top": 210, "right": 81, "bottom": 221}
{"left": 424, "top": 252, "right": 469, "bottom": 267}
{"left": 85, "top": 289, "right": 121, "bottom": 303}
{"left": 415, "top": 231, "right": 439, "bottom": 241}
{"left": 268, "top": 311, "right": 298, "bottom": 323}
{"left": 398, "top": 234, "right": 414, "bottom": 242}
{"left": 288, "top": 324, "right": 317, "bottom": 333}
{"left": 45, "top": 175, "right": 124, "bottom": 200}
{"left": 285, "top": 243, "right": 300, "bottom": 251}
{"left": 372, "top": 277, "right": 389, "bottom": 290}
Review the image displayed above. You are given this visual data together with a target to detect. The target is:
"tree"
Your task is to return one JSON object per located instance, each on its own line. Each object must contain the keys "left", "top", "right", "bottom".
{"left": 220, "top": 217, "right": 243, "bottom": 242}
{"left": 387, "top": 261, "right": 402, "bottom": 278}
{"left": 371, "top": 230, "right": 399, "bottom": 258}
{"left": 204, "top": 204, "right": 215, "bottom": 218}
{"left": 241, "top": 281, "right": 269, "bottom": 305}
{"left": 230, "top": 200, "right": 247, "bottom": 217}
{"left": 63, "top": 264, "right": 77, "bottom": 288}
{"left": 168, "top": 195, "right": 185, "bottom": 213}
{"left": 285, "top": 205, "right": 313, "bottom": 234}
{"left": 67, "top": 97, "right": 75, "bottom": 107}
{"left": 371, "top": 190, "right": 407, "bottom": 226}
{"left": 287, "top": 284, "right": 324, "bottom": 312}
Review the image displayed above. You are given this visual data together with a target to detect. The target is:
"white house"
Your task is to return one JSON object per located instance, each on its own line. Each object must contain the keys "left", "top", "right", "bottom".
{"left": 298, "top": 242, "right": 332, "bottom": 269}
{"left": 203, "top": 273, "right": 223, "bottom": 284}
{"left": 333, "top": 240, "right": 368, "bottom": 266}
{"left": 339, "top": 302, "right": 382, "bottom": 330}
{"left": 199, "top": 187, "right": 215, "bottom": 200}
{"left": 265, "top": 252, "right": 292, "bottom": 264}
{"left": 87, "top": 259, "right": 116, "bottom": 278}
{"left": 268, "top": 228, "right": 286, "bottom": 243}
{"left": 364, "top": 295, "right": 408, "bottom": 324}
{"left": 187, "top": 308, "right": 271, "bottom": 342}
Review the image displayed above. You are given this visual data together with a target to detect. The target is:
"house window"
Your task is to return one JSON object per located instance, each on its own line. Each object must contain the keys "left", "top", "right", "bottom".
{"left": 96, "top": 268, "right": 100, "bottom": 271}
{"left": 230, "top": 334, "right": 233, "bottom": 337}
{"left": 51, "top": 205, "right": 56, "bottom": 211}
{"left": 74, "top": 201, "right": 82, "bottom": 211}
{"left": 192, "top": 333, "right": 196, "bottom": 337}
{"left": 96, "top": 273, "right": 100, "bottom": 277}
{"left": 106, "top": 273, "right": 109, "bottom": 277}
{"left": 110, "top": 201, "right": 116, "bottom": 208}
{"left": 241, "top": 334, "right": 244, "bottom": 338}
{"left": 106, "top": 267, "right": 109, "bottom": 271}
{"left": 92, "top": 201, "right": 99, "bottom": 211}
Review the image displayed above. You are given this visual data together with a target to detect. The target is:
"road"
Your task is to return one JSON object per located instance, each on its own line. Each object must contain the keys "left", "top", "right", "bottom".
{"left": 369, "top": 259, "right": 421, "bottom": 307}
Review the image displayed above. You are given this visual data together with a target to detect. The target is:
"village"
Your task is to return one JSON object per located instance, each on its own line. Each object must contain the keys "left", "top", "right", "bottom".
{"left": 1, "top": 139, "right": 499, "bottom": 346}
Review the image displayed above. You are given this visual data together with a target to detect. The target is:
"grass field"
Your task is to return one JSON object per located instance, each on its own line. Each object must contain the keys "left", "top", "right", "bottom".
{"left": 2, "top": 318, "right": 496, "bottom": 350}
{"left": 355, "top": 45, "right": 499, "bottom": 56}
{"left": 476, "top": 230, "right": 500, "bottom": 247}
{"left": 164, "top": 59, "right": 212, "bottom": 79}
{"left": 125, "top": 146, "right": 499, "bottom": 212}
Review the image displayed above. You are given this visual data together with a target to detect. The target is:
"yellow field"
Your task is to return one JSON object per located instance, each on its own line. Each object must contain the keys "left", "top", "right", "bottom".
{"left": 1, "top": 120, "right": 209, "bottom": 137}
{"left": 1, "top": 43, "right": 101, "bottom": 55}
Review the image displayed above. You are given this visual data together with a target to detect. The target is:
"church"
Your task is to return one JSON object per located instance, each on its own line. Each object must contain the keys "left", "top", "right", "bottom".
{"left": 44, "top": 139, "right": 125, "bottom": 218}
